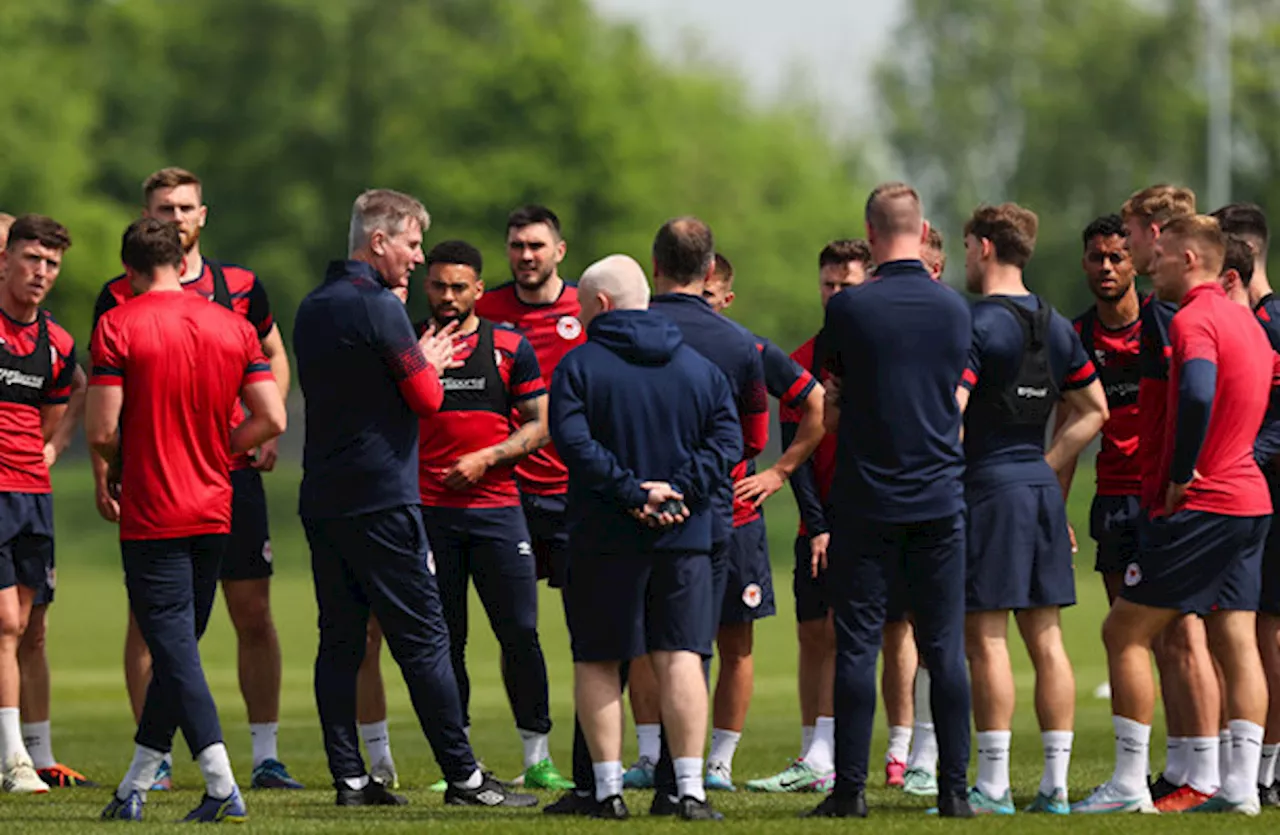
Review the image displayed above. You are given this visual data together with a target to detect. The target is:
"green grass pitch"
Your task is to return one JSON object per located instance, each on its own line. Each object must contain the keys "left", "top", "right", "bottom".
{"left": 0, "top": 461, "right": 1267, "bottom": 831}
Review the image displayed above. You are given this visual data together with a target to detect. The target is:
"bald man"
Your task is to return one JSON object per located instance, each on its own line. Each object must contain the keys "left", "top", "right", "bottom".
{"left": 549, "top": 255, "right": 741, "bottom": 821}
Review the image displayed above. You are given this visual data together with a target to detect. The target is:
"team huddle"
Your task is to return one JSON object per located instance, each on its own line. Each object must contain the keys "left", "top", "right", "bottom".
{"left": 0, "top": 169, "right": 1277, "bottom": 822}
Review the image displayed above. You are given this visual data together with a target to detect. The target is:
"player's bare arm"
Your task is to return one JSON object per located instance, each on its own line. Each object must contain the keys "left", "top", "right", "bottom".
{"left": 444, "top": 392, "right": 549, "bottom": 491}
{"left": 231, "top": 379, "right": 287, "bottom": 455}
{"left": 1045, "top": 379, "right": 1109, "bottom": 475}
{"left": 250, "top": 324, "right": 291, "bottom": 472}
{"left": 42, "top": 365, "right": 86, "bottom": 467}
{"left": 822, "top": 375, "right": 841, "bottom": 434}
{"left": 736, "top": 382, "right": 825, "bottom": 507}
{"left": 1050, "top": 400, "right": 1078, "bottom": 500}
{"left": 85, "top": 386, "right": 124, "bottom": 471}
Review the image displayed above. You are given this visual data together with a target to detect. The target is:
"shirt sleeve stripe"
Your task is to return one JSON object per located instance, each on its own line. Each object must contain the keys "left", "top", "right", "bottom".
{"left": 781, "top": 374, "right": 817, "bottom": 409}
{"left": 89, "top": 374, "right": 123, "bottom": 387}
{"left": 1066, "top": 360, "right": 1098, "bottom": 385}
{"left": 243, "top": 369, "right": 275, "bottom": 385}
{"left": 246, "top": 362, "right": 271, "bottom": 375}
{"left": 961, "top": 368, "right": 978, "bottom": 388}
{"left": 92, "top": 365, "right": 123, "bottom": 377}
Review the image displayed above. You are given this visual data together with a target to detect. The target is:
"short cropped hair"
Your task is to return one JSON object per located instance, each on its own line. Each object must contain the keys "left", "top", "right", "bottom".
{"left": 1211, "top": 203, "right": 1269, "bottom": 258}
{"left": 143, "top": 167, "right": 202, "bottom": 204}
{"left": 121, "top": 218, "right": 183, "bottom": 274}
{"left": 1121, "top": 185, "right": 1196, "bottom": 227}
{"left": 425, "top": 239, "right": 483, "bottom": 276}
{"left": 652, "top": 217, "right": 714, "bottom": 285}
{"left": 348, "top": 189, "right": 431, "bottom": 256}
{"left": 7, "top": 214, "right": 72, "bottom": 252}
{"left": 0, "top": 213, "right": 14, "bottom": 253}
{"left": 1223, "top": 233, "right": 1256, "bottom": 286}
{"left": 507, "top": 205, "right": 562, "bottom": 238}
{"left": 712, "top": 253, "right": 734, "bottom": 287}
{"left": 964, "top": 203, "right": 1039, "bottom": 269}
{"left": 865, "top": 182, "right": 923, "bottom": 237}
{"left": 923, "top": 226, "right": 946, "bottom": 272}
{"left": 1082, "top": 214, "right": 1126, "bottom": 247}
{"left": 1160, "top": 214, "right": 1226, "bottom": 277}
{"left": 818, "top": 239, "right": 873, "bottom": 270}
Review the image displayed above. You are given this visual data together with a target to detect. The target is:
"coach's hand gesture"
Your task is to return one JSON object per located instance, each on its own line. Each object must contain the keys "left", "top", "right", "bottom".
{"left": 419, "top": 319, "right": 462, "bottom": 375}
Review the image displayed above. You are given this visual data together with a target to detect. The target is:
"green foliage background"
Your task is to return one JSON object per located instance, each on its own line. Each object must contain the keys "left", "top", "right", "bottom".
{"left": 3, "top": 0, "right": 1278, "bottom": 357}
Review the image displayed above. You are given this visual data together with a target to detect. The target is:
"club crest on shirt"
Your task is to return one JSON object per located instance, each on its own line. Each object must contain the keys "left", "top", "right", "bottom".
{"left": 1124, "top": 562, "right": 1142, "bottom": 587}
{"left": 742, "top": 583, "right": 763, "bottom": 608}
{"left": 556, "top": 315, "right": 582, "bottom": 341}
{"left": 517, "top": 541, "right": 534, "bottom": 559}
{"left": 261, "top": 540, "right": 274, "bottom": 564}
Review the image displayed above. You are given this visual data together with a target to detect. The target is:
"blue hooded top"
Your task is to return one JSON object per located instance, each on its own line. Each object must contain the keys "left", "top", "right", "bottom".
{"left": 549, "top": 308, "right": 742, "bottom": 554}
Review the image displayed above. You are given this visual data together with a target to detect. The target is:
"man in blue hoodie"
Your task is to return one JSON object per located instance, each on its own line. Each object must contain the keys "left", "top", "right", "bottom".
{"left": 551, "top": 254, "right": 742, "bottom": 821}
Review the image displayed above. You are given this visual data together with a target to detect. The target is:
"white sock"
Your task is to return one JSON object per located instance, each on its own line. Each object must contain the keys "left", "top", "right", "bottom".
{"left": 708, "top": 729, "right": 741, "bottom": 771}
{"left": 360, "top": 721, "right": 392, "bottom": 766}
{"left": 1112, "top": 716, "right": 1151, "bottom": 795}
{"left": 1039, "top": 730, "right": 1073, "bottom": 795}
{"left": 1225, "top": 719, "right": 1265, "bottom": 804}
{"left": 636, "top": 723, "right": 661, "bottom": 763}
{"left": 519, "top": 729, "right": 550, "bottom": 769}
{"left": 249, "top": 722, "right": 278, "bottom": 768}
{"left": 916, "top": 671, "right": 936, "bottom": 722}
{"left": 674, "top": 757, "right": 706, "bottom": 802}
{"left": 800, "top": 725, "right": 815, "bottom": 759}
{"left": 0, "top": 708, "right": 24, "bottom": 761}
{"left": 20, "top": 720, "right": 54, "bottom": 769}
{"left": 1220, "top": 729, "right": 1232, "bottom": 791}
{"left": 195, "top": 742, "right": 237, "bottom": 799}
{"left": 1259, "top": 743, "right": 1279, "bottom": 787}
{"left": 806, "top": 717, "right": 835, "bottom": 773}
{"left": 1186, "top": 736, "right": 1220, "bottom": 795}
{"left": 975, "top": 730, "right": 1011, "bottom": 799}
{"left": 117, "top": 744, "right": 166, "bottom": 801}
{"left": 592, "top": 760, "right": 623, "bottom": 801}
{"left": 453, "top": 768, "right": 483, "bottom": 790}
{"left": 1164, "top": 737, "right": 1188, "bottom": 785}
{"left": 908, "top": 722, "right": 938, "bottom": 772}
{"left": 886, "top": 725, "right": 911, "bottom": 764}
{"left": 342, "top": 774, "right": 370, "bottom": 790}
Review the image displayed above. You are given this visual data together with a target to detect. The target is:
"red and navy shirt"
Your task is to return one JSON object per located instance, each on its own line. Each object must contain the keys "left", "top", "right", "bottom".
{"left": 93, "top": 259, "right": 274, "bottom": 471}
{"left": 1156, "top": 283, "right": 1273, "bottom": 518}
{"left": 0, "top": 310, "right": 76, "bottom": 494}
{"left": 733, "top": 336, "right": 816, "bottom": 527}
{"left": 783, "top": 333, "right": 836, "bottom": 537}
{"left": 1072, "top": 295, "right": 1147, "bottom": 497}
{"left": 90, "top": 292, "right": 273, "bottom": 541}
{"left": 1138, "top": 296, "right": 1179, "bottom": 513}
{"left": 959, "top": 294, "right": 1096, "bottom": 496}
{"left": 1252, "top": 295, "right": 1280, "bottom": 470}
{"left": 474, "top": 280, "right": 584, "bottom": 496}
{"left": 417, "top": 319, "right": 545, "bottom": 509}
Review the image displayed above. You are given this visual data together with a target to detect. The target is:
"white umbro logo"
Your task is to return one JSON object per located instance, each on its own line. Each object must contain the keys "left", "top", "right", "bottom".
{"left": 475, "top": 789, "right": 505, "bottom": 806}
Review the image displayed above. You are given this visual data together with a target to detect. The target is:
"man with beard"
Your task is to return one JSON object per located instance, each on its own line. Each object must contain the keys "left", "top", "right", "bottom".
{"left": 403, "top": 239, "right": 562, "bottom": 789}
{"left": 1057, "top": 215, "right": 1144, "bottom": 603}
{"left": 92, "top": 168, "right": 299, "bottom": 791}
{"left": 355, "top": 206, "right": 578, "bottom": 793}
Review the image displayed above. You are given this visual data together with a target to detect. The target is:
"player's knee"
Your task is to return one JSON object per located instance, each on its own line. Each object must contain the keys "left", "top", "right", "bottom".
{"left": 231, "top": 600, "right": 276, "bottom": 645}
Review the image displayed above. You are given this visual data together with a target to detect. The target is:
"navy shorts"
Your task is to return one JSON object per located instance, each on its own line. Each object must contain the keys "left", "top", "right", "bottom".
{"left": 222, "top": 469, "right": 273, "bottom": 582}
{"left": 1090, "top": 493, "right": 1142, "bottom": 575}
{"left": 1124, "top": 511, "right": 1269, "bottom": 615}
{"left": 0, "top": 492, "right": 54, "bottom": 605}
{"left": 522, "top": 492, "right": 569, "bottom": 588}
{"left": 965, "top": 483, "right": 1075, "bottom": 612}
{"left": 566, "top": 550, "right": 715, "bottom": 663}
{"left": 793, "top": 534, "right": 830, "bottom": 623}
{"left": 720, "top": 516, "right": 775, "bottom": 624}
{"left": 1260, "top": 479, "right": 1280, "bottom": 615}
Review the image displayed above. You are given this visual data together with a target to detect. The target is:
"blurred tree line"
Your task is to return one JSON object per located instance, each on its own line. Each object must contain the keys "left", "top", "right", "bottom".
{"left": 879, "top": 0, "right": 1280, "bottom": 315}
{"left": 4, "top": 0, "right": 1277, "bottom": 361}
{"left": 0, "top": 0, "right": 868, "bottom": 357}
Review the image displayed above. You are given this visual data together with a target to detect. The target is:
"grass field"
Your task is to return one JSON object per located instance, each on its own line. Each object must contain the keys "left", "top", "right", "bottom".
{"left": 0, "top": 459, "right": 1266, "bottom": 831}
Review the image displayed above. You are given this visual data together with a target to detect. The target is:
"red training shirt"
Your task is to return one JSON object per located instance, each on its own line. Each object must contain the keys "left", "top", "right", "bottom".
{"left": 1138, "top": 297, "right": 1178, "bottom": 514}
{"left": 0, "top": 310, "right": 77, "bottom": 494}
{"left": 1073, "top": 297, "right": 1146, "bottom": 496}
{"left": 474, "top": 280, "right": 585, "bottom": 496}
{"left": 1156, "top": 282, "right": 1273, "bottom": 518}
{"left": 417, "top": 320, "right": 545, "bottom": 508}
{"left": 783, "top": 335, "right": 836, "bottom": 537}
{"left": 93, "top": 258, "right": 274, "bottom": 471}
{"left": 90, "top": 292, "right": 274, "bottom": 540}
